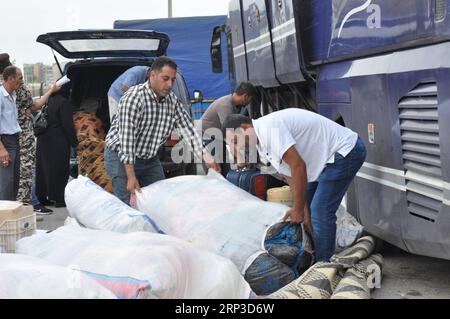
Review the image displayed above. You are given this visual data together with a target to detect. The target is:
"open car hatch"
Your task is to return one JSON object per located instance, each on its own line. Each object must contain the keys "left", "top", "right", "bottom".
{"left": 36, "top": 29, "right": 170, "bottom": 59}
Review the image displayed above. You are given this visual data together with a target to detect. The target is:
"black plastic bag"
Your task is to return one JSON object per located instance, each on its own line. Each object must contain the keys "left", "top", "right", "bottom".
{"left": 244, "top": 253, "right": 296, "bottom": 295}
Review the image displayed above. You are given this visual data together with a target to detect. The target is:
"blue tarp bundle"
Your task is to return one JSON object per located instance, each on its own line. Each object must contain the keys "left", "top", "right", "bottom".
{"left": 114, "top": 16, "right": 234, "bottom": 100}
{"left": 244, "top": 222, "right": 314, "bottom": 295}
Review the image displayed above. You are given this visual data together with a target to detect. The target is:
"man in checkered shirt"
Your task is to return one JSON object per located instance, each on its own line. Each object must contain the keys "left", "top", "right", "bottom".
{"left": 105, "top": 57, "right": 220, "bottom": 204}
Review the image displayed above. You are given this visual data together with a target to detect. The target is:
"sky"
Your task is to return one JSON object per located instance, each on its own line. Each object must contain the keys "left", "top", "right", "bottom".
{"left": 1, "top": 0, "right": 230, "bottom": 70}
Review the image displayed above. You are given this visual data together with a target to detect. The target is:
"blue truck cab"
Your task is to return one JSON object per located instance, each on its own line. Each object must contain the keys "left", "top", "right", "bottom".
{"left": 212, "top": 0, "right": 450, "bottom": 259}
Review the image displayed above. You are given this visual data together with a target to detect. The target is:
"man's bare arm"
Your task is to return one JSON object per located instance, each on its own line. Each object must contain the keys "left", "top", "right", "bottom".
{"left": 282, "top": 146, "right": 308, "bottom": 223}
{"left": 124, "top": 164, "right": 141, "bottom": 195}
{"left": 29, "top": 84, "right": 61, "bottom": 113}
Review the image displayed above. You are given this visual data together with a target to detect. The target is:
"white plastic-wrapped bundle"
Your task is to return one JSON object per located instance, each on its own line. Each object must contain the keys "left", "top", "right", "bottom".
{"left": 0, "top": 254, "right": 116, "bottom": 299}
{"left": 335, "top": 207, "right": 364, "bottom": 252}
{"left": 16, "top": 224, "right": 252, "bottom": 299}
{"left": 65, "top": 176, "right": 166, "bottom": 233}
{"left": 135, "top": 171, "right": 313, "bottom": 289}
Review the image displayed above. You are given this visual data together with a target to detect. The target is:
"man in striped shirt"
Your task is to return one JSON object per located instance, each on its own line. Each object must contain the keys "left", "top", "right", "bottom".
{"left": 105, "top": 57, "right": 220, "bottom": 204}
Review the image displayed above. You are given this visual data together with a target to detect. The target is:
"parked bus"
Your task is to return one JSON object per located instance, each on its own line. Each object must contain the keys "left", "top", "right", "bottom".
{"left": 211, "top": 0, "right": 450, "bottom": 260}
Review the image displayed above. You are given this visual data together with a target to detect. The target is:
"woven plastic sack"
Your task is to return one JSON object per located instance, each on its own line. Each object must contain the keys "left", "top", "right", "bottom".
{"left": 136, "top": 170, "right": 314, "bottom": 294}
{"left": 335, "top": 207, "right": 364, "bottom": 252}
{"left": 65, "top": 176, "right": 166, "bottom": 234}
{"left": 16, "top": 224, "right": 252, "bottom": 299}
{"left": 0, "top": 254, "right": 116, "bottom": 299}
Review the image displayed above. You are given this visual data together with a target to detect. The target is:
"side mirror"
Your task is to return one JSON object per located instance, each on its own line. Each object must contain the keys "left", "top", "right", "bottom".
{"left": 193, "top": 90, "right": 204, "bottom": 102}
{"left": 211, "top": 25, "right": 226, "bottom": 73}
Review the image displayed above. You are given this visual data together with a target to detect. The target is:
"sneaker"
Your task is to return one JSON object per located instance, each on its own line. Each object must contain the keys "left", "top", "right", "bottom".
{"left": 33, "top": 204, "right": 53, "bottom": 215}
{"left": 39, "top": 199, "right": 55, "bottom": 206}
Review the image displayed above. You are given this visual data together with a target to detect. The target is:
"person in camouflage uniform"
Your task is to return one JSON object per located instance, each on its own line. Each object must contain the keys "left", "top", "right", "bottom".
{"left": 15, "top": 84, "right": 35, "bottom": 203}
{"left": 15, "top": 84, "right": 60, "bottom": 206}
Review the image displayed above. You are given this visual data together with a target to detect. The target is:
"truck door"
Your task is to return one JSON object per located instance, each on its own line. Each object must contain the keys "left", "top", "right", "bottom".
{"left": 242, "top": 0, "right": 279, "bottom": 88}
{"left": 268, "top": 0, "right": 305, "bottom": 84}
{"left": 229, "top": 0, "right": 250, "bottom": 83}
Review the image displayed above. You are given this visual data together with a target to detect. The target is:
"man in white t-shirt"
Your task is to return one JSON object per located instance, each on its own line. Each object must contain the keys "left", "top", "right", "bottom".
{"left": 223, "top": 108, "right": 366, "bottom": 261}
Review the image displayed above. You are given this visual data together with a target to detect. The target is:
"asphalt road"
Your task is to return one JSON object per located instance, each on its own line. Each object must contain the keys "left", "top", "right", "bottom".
{"left": 371, "top": 242, "right": 450, "bottom": 299}
{"left": 36, "top": 206, "right": 450, "bottom": 299}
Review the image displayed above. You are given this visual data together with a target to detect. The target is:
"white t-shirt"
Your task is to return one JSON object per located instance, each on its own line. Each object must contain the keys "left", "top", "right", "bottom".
{"left": 252, "top": 108, "right": 358, "bottom": 182}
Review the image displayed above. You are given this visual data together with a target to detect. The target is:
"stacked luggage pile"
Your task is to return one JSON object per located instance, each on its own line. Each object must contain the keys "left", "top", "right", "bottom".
{"left": 0, "top": 172, "right": 381, "bottom": 299}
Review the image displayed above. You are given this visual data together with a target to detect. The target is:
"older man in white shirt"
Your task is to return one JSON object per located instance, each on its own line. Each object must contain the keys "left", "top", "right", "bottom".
{"left": 0, "top": 66, "right": 24, "bottom": 200}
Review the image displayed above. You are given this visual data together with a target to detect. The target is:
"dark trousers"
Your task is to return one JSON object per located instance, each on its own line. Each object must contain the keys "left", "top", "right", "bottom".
{"left": 0, "top": 134, "right": 20, "bottom": 201}
{"left": 203, "top": 138, "right": 231, "bottom": 177}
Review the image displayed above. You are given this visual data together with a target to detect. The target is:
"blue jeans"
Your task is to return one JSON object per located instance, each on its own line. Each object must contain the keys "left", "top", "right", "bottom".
{"left": 307, "top": 137, "right": 366, "bottom": 262}
{"left": 104, "top": 148, "right": 165, "bottom": 204}
{"left": 31, "top": 169, "right": 39, "bottom": 206}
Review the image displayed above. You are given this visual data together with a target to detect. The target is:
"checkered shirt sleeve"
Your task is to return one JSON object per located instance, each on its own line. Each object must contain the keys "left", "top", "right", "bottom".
{"left": 117, "top": 89, "right": 142, "bottom": 165}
